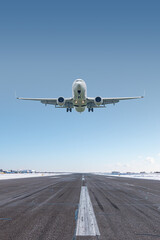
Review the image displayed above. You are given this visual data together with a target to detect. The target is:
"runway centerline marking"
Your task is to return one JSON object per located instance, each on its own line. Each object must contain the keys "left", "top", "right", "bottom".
{"left": 76, "top": 186, "right": 100, "bottom": 236}
{"left": 82, "top": 175, "right": 85, "bottom": 181}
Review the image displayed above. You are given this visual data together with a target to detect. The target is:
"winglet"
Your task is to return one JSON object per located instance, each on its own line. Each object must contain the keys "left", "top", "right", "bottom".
{"left": 143, "top": 90, "right": 145, "bottom": 97}
{"left": 15, "top": 91, "right": 20, "bottom": 99}
{"left": 15, "top": 91, "right": 17, "bottom": 99}
{"left": 141, "top": 90, "right": 145, "bottom": 98}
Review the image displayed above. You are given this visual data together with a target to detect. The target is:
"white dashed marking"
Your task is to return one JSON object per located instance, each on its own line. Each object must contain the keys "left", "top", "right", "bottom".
{"left": 76, "top": 186, "right": 100, "bottom": 236}
{"left": 82, "top": 175, "right": 85, "bottom": 181}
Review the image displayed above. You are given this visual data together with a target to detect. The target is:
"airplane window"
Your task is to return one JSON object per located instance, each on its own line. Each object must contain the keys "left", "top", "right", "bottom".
{"left": 76, "top": 79, "right": 82, "bottom": 82}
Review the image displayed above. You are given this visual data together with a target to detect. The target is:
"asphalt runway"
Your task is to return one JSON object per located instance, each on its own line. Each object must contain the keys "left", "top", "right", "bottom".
{"left": 0, "top": 174, "right": 160, "bottom": 240}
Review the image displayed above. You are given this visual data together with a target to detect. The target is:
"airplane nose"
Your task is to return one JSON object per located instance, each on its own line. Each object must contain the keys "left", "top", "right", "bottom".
{"left": 76, "top": 83, "right": 81, "bottom": 95}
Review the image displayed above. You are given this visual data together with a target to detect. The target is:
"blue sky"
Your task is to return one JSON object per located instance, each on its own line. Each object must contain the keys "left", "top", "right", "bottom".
{"left": 0, "top": 0, "right": 160, "bottom": 172}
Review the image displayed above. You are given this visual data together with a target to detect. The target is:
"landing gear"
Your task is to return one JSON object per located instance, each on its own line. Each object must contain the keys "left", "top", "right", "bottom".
{"left": 88, "top": 108, "right": 93, "bottom": 112}
{"left": 67, "top": 108, "right": 72, "bottom": 112}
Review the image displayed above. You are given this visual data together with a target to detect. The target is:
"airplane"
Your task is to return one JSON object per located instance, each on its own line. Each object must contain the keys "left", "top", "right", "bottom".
{"left": 17, "top": 79, "right": 144, "bottom": 113}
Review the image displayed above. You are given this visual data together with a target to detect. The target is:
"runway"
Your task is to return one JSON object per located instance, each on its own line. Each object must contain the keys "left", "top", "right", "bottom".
{"left": 0, "top": 174, "right": 160, "bottom": 240}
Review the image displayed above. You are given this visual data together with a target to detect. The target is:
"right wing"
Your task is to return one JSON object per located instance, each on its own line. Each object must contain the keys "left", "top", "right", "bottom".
{"left": 17, "top": 97, "right": 57, "bottom": 105}
{"left": 17, "top": 97, "right": 73, "bottom": 108}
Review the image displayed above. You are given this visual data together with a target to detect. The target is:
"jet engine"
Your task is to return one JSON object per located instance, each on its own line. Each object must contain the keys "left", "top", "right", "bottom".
{"left": 94, "top": 96, "right": 103, "bottom": 105}
{"left": 57, "top": 97, "right": 65, "bottom": 106}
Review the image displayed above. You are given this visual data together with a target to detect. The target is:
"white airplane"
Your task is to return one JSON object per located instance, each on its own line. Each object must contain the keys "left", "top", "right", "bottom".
{"left": 17, "top": 79, "right": 144, "bottom": 112}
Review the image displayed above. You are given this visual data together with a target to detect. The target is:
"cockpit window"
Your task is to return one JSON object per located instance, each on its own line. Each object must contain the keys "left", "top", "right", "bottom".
{"left": 76, "top": 79, "right": 83, "bottom": 82}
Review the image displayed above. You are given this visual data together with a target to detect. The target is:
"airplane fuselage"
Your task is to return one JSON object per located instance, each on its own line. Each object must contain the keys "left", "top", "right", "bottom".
{"left": 72, "top": 79, "right": 87, "bottom": 112}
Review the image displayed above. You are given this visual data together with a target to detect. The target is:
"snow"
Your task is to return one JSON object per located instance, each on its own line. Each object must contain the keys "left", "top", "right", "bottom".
{"left": 94, "top": 173, "right": 160, "bottom": 181}
{"left": 1, "top": 172, "right": 160, "bottom": 181}
{"left": 0, "top": 172, "right": 71, "bottom": 180}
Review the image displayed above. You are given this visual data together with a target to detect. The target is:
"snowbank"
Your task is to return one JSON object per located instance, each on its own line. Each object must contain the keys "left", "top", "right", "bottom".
{"left": 94, "top": 173, "right": 160, "bottom": 181}
{"left": 0, "top": 172, "right": 71, "bottom": 180}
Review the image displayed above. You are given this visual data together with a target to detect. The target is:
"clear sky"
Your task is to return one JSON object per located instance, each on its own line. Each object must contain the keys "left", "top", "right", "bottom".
{"left": 0, "top": 0, "right": 160, "bottom": 172}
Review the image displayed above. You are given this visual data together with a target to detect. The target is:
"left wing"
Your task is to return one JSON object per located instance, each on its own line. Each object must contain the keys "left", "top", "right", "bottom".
{"left": 103, "top": 96, "right": 144, "bottom": 105}
{"left": 86, "top": 95, "right": 144, "bottom": 108}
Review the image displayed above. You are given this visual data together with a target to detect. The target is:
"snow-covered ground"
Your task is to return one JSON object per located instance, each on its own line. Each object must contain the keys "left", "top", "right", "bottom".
{"left": 94, "top": 173, "right": 160, "bottom": 181}
{"left": 0, "top": 172, "right": 71, "bottom": 180}
{"left": 1, "top": 172, "right": 160, "bottom": 181}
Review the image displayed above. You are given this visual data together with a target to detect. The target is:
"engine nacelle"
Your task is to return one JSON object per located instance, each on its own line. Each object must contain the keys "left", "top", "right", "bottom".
{"left": 57, "top": 97, "right": 65, "bottom": 106}
{"left": 94, "top": 96, "right": 103, "bottom": 105}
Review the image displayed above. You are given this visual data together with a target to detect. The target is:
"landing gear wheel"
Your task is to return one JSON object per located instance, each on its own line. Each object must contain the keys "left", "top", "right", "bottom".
{"left": 67, "top": 108, "right": 72, "bottom": 112}
{"left": 88, "top": 108, "right": 93, "bottom": 112}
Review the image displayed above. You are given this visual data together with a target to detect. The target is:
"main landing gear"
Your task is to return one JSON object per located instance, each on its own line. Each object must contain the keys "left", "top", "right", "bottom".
{"left": 66, "top": 108, "right": 72, "bottom": 112}
{"left": 88, "top": 108, "right": 94, "bottom": 112}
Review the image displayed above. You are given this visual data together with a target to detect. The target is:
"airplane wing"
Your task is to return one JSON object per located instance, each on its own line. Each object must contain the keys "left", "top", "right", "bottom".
{"left": 17, "top": 97, "right": 73, "bottom": 108}
{"left": 87, "top": 96, "right": 144, "bottom": 108}
{"left": 17, "top": 97, "right": 57, "bottom": 104}
{"left": 103, "top": 96, "right": 144, "bottom": 105}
